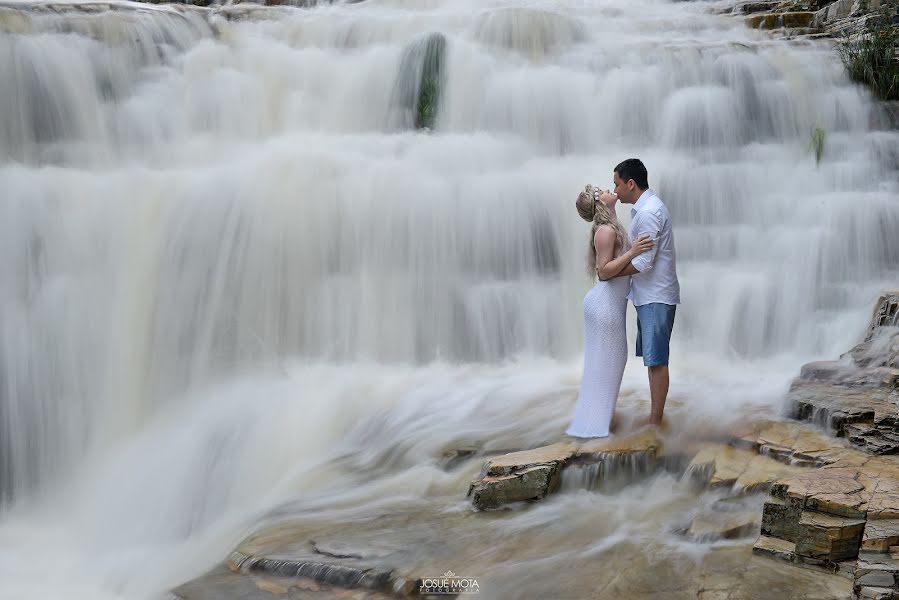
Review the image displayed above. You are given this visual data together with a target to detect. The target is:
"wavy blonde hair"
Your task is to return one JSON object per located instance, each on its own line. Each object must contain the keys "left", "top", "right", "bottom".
{"left": 575, "top": 187, "right": 627, "bottom": 276}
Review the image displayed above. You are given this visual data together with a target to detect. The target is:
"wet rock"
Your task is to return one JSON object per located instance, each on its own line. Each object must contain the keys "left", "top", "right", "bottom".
{"left": 795, "top": 511, "right": 866, "bottom": 560}
{"left": 0, "top": 7, "right": 31, "bottom": 33}
{"left": 752, "top": 293, "right": 899, "bottom": 596}
{"left": 438, "top": 445, "right": 479, "bottom": 471}
{"left": 787, "top": 296, "right": 899, "bottom": 456}
{"left": 688, "top": 444, "right": 758, "bottom": 488}
{"left": 228, "top": 550, "right": 395, "bottom": 593}
{"left": 863, "top": 520, "right": 899, "bottom": 552}
{"left": 688, "top": 511, "right": 760, "bottom": 541}
{"left": 762, "top": 496, "right": 803, "bottom": 542}
{"left": 753, "top": 535, "right": 798, "bottom": 563}
{"left": 391, "top": 32, "right": 447, "bottom": 131}
{"left": 468, "top": 463, "right": 563, "bottom": 510}
{"left": 746, "top": 11, "right": 816, "bottom": 28}
{"left": 687, "top": 442, "right": 809, "bottom": 493}
{"left": 855, "top": 552, "right": 899, "bottom": 590}
{"left": 726, "top": 419, "right": 861, "bottom": 466}
{"left": 468, "top": 432, "right": 660, "bottom": 510}
{"left": 855, "top": 586, "right": 896, "bottom": 600}
{"left": 480, "top": 441, "right": 578, "bottom": 477}
{"left": 868, "top": 293, "right": 899, "bottom": 338}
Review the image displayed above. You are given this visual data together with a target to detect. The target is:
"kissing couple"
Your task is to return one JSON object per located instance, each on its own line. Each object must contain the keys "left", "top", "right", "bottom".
{"left": 565, "top": 158, "right": 681, "bottom": 439}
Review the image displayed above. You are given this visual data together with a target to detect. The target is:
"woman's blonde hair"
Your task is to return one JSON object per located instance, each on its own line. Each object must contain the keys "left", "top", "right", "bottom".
{"left": 575, "top": 187, "right": 627, "bottom": 276}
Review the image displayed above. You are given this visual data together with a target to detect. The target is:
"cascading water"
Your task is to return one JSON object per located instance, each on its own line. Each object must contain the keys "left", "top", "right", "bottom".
{"left": 0, "top": 0, "right": 896, "bottom": 598}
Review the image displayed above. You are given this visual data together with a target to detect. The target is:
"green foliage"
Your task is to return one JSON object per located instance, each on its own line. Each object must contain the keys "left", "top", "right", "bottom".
{"left": 416, "top": 78, "right": 440, "bottom": 130}
{"left": 414, "top": 34, "right": 446, "bottom": 130}
{"left": 809, "top": 127, "right": 826, "bottom": 165}
{"left": 838, "top": 7, "right": 899, "bottom": 101}
{"left": 396, "top": 33, "right": 446, "bottom": 131}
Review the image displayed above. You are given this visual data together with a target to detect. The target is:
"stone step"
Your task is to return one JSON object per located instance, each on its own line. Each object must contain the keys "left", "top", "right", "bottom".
{"left": 467, "top": 431, "right": 660, "bottom": 510}
{"left": 687, "top": 510, "right": 759, "bottom": 541}
{"left": 753, "top": 535, "right": 858, "bottom": 580}
{"left": 728, "top": 419, "right": 862, "bottom": 467}
{"left": 468, "top": 420, "right": 852, "bottom": 510}
{"left": 855, "top": 551, "right": 899, "bottom": 591}
{"left": 795, "top": 511, "right": 866, "bottom": 561}
{"left": 753, "top": 535, "right": 797, "bottom": 563}
{"left": 745, "top": 10, "right": 817, "bottom": 28}
{"left": 863, "top": 520, "right": 899, "bottom": 552}
{"left": 687, "top": 443, "right": 809, "bottom": 493}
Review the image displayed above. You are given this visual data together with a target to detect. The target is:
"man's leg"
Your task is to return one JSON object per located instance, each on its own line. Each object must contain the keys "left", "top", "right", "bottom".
{"left": 648, "top": 365, "right": 669, "bottom": 426}
{"left": 634, "top": 305, "right": 652, "bottom": 428}
{"left": 636, "top": 303, "right": 676, "bottom": 428}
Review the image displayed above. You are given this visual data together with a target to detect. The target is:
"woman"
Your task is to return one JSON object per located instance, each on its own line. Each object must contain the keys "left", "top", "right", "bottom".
{"left": 565, "top": 186, "right": 653, "bottom": 438}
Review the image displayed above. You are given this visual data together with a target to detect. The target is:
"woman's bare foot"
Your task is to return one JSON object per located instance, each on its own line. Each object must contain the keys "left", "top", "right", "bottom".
{"left": 609, "top": 414, "right": 620, "bottom": 434}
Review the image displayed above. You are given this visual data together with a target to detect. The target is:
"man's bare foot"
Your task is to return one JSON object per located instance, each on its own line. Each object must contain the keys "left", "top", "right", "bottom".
{"left": 635, "top": 416, "right": 669, "bottom": 432}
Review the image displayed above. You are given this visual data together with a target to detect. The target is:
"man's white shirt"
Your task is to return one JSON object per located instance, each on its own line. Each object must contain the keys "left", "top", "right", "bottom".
{"left": 628, "top": 189, "right": 681, "bottom": 307}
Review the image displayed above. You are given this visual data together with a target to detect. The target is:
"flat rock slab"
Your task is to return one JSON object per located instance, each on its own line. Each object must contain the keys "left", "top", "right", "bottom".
{"left": 192, "top": 505, "right": 852, "bottom": 600}
{"left": 863, "top": 520, "right": 899, "bottom": 552}
{"left": 172, "top": 564, "right": 398, "bottom": 600}
{"left": 788, "top": 382, "right": 896, "bottom": 443}
{"left": 725, "top": 419, "right": 862, "bottom": 466}
{"left": 856, "top": 551, "right": 899, "bottom": 590}
{"left": 687, "top": 443, "right": 809, "bottom": 493}
{"left": 688, "top": 508, "right": 760, "bottom": 541}
{"left": 756, "top": 443, "right": 899, "bottom": 593}
{"left": 482, "top": 441, "right": 578, "bottom": 477}
{"left": 572, "top": 429, "right": 661, "bottom": 459}
{"left": 795, "top": 510, "right": 866, "bottom": 560}
{"left": 468, "top": 430, "right": 660, "bottom": 510}
{"left": 752, "top": 535, "right": 857, "bottom": 580}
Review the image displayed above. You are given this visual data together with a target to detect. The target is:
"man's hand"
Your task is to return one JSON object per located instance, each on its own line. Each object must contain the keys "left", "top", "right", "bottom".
{"left": 628, "top": 234, "right": 654, "bottom": 258}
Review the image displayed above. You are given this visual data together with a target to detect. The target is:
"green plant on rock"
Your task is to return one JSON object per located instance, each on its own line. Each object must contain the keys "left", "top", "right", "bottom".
{"left": 809, "top": 127, "right": 826, "bottom": 166}
{"left": 395, "top": 32, "right": 446, "bottom": 131}
{"left": 838, "top": 6, "right": 899, "bottom": 101}
{"left": 416, "top": 77, "right": 440, "bottom": 130}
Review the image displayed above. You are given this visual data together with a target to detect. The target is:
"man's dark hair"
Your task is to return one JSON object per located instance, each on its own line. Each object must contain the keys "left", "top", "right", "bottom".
{"left": 614, "top": 158, "right": 649, "bottom": 190}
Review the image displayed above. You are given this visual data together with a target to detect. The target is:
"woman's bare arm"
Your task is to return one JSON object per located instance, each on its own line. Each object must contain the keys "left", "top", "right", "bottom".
{"left": 596, "top": 229, "right": 653, "bottom": 281}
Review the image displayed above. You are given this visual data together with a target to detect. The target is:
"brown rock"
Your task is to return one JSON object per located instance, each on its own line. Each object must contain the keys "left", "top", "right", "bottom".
{"left": 687, "top": 441, "right": 811, "bottom": 493}
{"left": 762, "top": 497, "right": 801, "bottom": 542}
{"left": 468, "top": 463, "right": 562, "bottom": 510}
{"left": 572, "top": 429, "right": 661, "bottom": 459}
{"left": 862, "top": 520, "right": 899, "bottom": 552}
{"left": 795, "top": 510, "right": 865, "bottom": 560}
{"left": 753, "top": 535, "right": 797, "bottom": 562}
{"left": 855, "top": 586, "right": 895, "bottom": 600}
{"left": 468, "top": 431, "right": 661, "bottom": 509}
{"left": 855, "top": 552, "right": 899, "bottom": 589}
{"left": 687, "top": 444, "right": 756, "bottom": 488}
{"left": 482, "top": 441, "right": 578, "bottom": 477}
{"left": 688, "top": 511, "right": 759, "bottom": 541}
{"left": 868, "top": 292, "right": 899, "bottom": 340}
{"left": 773, "top": 467, "right": 873, "bottom": 519}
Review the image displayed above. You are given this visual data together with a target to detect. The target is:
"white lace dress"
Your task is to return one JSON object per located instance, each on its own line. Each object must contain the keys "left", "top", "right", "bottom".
{"left": 565, "top": 263, "right": 630, "bottom": 438}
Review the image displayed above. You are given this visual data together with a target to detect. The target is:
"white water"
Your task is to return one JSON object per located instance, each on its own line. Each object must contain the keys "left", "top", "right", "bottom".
{"left": 0, "top": 0, "right": 896, "bottom": 598}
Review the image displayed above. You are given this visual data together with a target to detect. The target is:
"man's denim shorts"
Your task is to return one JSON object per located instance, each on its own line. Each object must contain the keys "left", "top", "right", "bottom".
{"left": 635, "top": 303, "right": 677, "bottom": 367}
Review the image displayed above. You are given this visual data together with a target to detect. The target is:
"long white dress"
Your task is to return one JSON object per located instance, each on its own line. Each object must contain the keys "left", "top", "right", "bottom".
{"left": 565, "top": 262, "right": 629, "bottom": 439}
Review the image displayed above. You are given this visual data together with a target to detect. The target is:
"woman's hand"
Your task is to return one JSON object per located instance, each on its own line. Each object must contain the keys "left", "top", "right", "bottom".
{"left": 628, "top": 234, "right": 654, "bottom": 257}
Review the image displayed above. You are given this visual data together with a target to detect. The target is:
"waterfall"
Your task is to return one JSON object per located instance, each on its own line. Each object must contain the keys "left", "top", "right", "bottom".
{"left": 0, "top": 1, "right": 895, "bottom": 597}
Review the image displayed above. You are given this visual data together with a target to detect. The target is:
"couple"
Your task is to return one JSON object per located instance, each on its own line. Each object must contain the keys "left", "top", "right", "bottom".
{"left": 566, "top": 159, "right": 680, "bottom": 439}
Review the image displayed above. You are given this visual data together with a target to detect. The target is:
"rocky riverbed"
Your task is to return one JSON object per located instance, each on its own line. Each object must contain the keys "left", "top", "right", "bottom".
{"left": 169, "top": 293, "right": 898, "bottom": 600}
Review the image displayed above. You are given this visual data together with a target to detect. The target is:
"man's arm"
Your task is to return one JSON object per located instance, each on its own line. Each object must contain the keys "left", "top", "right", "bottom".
{"left": 630, "top": 210, "right": 662, "bottom": 273}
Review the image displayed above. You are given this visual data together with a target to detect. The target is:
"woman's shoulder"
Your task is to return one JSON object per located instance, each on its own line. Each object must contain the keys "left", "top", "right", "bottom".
{"left": 593, "top": 225, "right": 616, "bottom": 240}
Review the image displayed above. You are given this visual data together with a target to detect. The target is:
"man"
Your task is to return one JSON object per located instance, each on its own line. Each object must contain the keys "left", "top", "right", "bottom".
{"left": 605, "top": 158, "right": 680, "bottom": 428}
